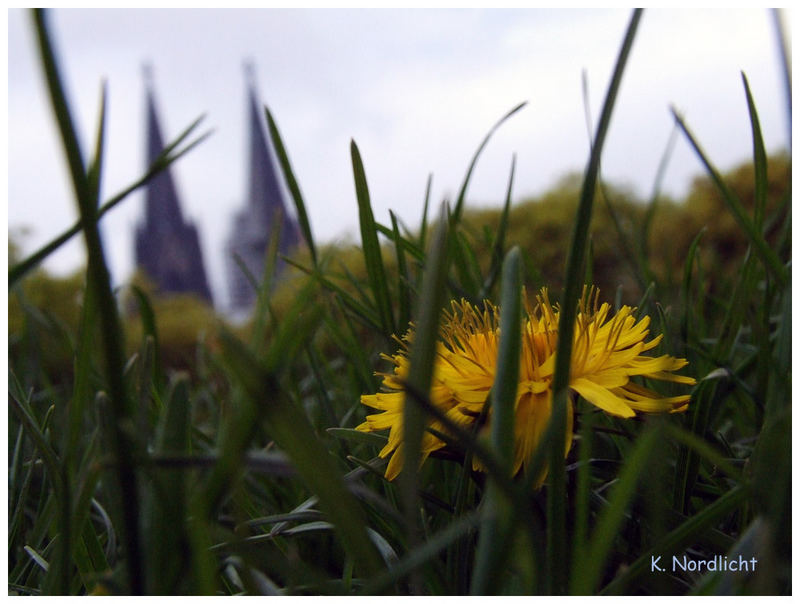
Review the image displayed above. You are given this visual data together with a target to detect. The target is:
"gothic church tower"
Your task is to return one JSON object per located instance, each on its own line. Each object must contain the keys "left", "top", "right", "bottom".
{"left": 226, "top": 64, "right": 300, "bottom": 313}
{"left": 134, "top": 67, "right": 213, "bottom": 304}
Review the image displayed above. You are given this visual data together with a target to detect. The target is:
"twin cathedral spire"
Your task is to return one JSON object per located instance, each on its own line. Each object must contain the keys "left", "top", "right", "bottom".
{"left": 134, "top": 63, "right": 300, "bottom": 315}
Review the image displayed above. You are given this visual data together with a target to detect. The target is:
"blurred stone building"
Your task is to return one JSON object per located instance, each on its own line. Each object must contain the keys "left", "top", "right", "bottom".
{"left": 134, "top": 67, "right": 213, "bottom": 304}
{"left": 134, "top": 64, "right": 301, "bottom": 315}
{"left": 226, "top": 64, "right": 301, "bottom": 315}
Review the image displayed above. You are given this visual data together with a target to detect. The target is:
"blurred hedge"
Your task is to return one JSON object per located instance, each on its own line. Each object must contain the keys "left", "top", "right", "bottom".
{"left": 8, "top": 152, "right": 790, "bottom": 383}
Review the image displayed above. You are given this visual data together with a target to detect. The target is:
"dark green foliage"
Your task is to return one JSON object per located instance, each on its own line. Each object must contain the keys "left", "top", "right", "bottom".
{"left": 8, "top": 7, "right": 790, "bottom": 596}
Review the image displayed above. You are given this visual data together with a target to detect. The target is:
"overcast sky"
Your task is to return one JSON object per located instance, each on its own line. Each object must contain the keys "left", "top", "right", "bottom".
{"left": 7, "top": 8, "right": 791, "bottom": 309}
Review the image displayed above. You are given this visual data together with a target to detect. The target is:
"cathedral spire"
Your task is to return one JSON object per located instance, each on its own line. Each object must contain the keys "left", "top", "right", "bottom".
{"left": 226, "top": 63, "right": 301, "bottom": 314}
{"left": 135, "top": 66, "right": 213, "bottom": 303}
{"left": 142, "top": 63, "right": 185, "bottom": 233}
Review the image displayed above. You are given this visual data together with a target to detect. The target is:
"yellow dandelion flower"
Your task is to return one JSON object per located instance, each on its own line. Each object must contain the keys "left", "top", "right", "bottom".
{"left": 357, "top": 287, "right": 695, "bottom": 483}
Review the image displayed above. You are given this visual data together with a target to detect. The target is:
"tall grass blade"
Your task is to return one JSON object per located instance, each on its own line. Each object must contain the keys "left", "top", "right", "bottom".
{"left": 218, "top": 329, "right": 385, "bottom": 580}
{"left": 32, "top": 8, "right": 143, "bottom": 592}
{"left": 351, "top": 140, "right": 396, "bottom": 338}
{"left": 601, "top": 485, "right": 749, "bottom": 594}
{"left": 640, "top": 123, "right": 679, "bottom": 278}
{"left": 480, "top": 155, "right": 516, "bottom": 300}
{"left": 8, "top": 115, "right": 210, "bottom": 288}
{"left": 419, "top": 174, "right": 433, "bottom": 248}
{"left": 87, "top": 82, "right": 107, "bottom": 210}
{"left": 549, "top": 9, "right": 642, "bottom": 594}
{"left": 570, "top": 408, "right": 595, "bottom": 579}
{"left": 9, "top": 385, "right": 70, "bottom": 594}
{"left": 363, "top": 512, "right": 482, "bottom": 595}
{"left": 671, "top": 107, "right": 788, "bottom": 286}
{"left": 284, "top": 256, "right": 382, "bottom": 332}
{"left": 451, "top": 102, "right": 526, "bottom": 223}
{"left": 265, "top": 107, "right": 318, "bottom": 266}
{"left": 570, "top": 425, "right": 660, "bottom": 594}
{"left": 470, "top": 246, "right": 522, "bottom": 595}
{"left": 742, "top": 73, "right": 768, "bottom": 227}
{"left": 400, "top": 203, "right": 451, "bottom": 593}
{"left": 144, "top": 374, "right": 191, "bottom": 593}
{"left": 390, "top": 211, "right": 413, "bottom": 333}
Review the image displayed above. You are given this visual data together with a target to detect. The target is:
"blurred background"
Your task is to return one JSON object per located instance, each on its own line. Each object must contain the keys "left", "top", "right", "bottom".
{"left": 7, "top": 8, "right": 791, "bottom": 310}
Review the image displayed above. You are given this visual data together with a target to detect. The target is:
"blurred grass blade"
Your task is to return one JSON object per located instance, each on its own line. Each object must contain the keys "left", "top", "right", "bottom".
{"left": 363, "top": 512, "right": 482, "bottom": 595}
{"left": 87, "top": 82, "right": 107, "bottom": 210}
{"left": 32, "top": 8, "right": 143, "bottom": 592}
{"left": 601, "top": 485, "right": 749, "bottom": 595}
{"left": 571, "top": 408, "right": 596, "bottom": 576}
{"left": 283, "top": 256, "right": 382, "bottom": 331}
{"left": 390, "top": 210, "right": 412, "bottom": 332}
{"left": 327, "top": 427, "right": 389, "bottom": 448}
{"left": 549, "top": 9, "right": 642, "bottom": 594}
{"left": 351, "top": 140, "right": 396, "bottom": 338}
{"left": 217, "top": 329, "right": 385, "bottom": 580}
{"left": 68, "top": 279, "right": 98, "bottom": 455}
{"left": 671, "top": 107, "right": 788, "bottom": 287}
{"left": 9, "top": 114, "right": 210, "bottom": 288}
{"left": 265, "top": 106, "right": 317, "bottom": 266}
{"left": 480, "top": 155, "right": 516, "bottom": 300}
{"left": 128, "top": 284, "right": 163, "bottom": 391}
{"left": 144, "top": 374, "right": 191, "bottom": 593}
{"left": 401, "top": 202, "right": 451, "bottom": 593}
{"left": 9, "top": 385, "right": 70, "bottom": 594}
{"left": 419, "top": 174, "right": 433, "bottom": 248}
{"left": 570, "top": 425, "right": 660, "bottom": 594}
{"left": 639, "top": 122, "right": 679, "bottom": 278}
{"left": 452, "top": 231, "right": 482, "bottom": 299}
{"left": 452, "top": 102, "right": 526, "bottom": 223}
{"left": 664, "top": 422, "right": 743, "bottom": 483}
{"left": 470, "top": 246, "right": 522, "bottom": 595}
{"left": 741, "top": 73, "right": 768, "bottom": 228}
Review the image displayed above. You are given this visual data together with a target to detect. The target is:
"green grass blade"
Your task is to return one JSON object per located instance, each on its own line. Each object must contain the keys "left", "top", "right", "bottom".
{"left": 390, "top": 211, "right": 413, "bottom": 332}
{"left": 351, "top": 140, "right": 396, "bottom": 338}
{"left": 639, "top": 122, "right": 679, "bottom": 277}
{"left": 8, "top": 116, "right": 210, "bottom": 289}
{"left": 570, "top": 425, "right": 660, "bottom": 594}
{"left": 400, "top": 203, "right": 451, "bottom": 592}
{"left": 375, "top": 221, "right": 426, "bottom": 263}
{"left": 8, "top": 385, "right": 70, "bottom": 594}
{"left": 144, "top": 374, "right": 191, "bottom": 593}
{"left": 218, "top": 329, "right": 385, "bottom": 580}
{"left": 452, "top": 102, "right": 526, "bottom": 223}
{"left": 470, "top": 246, "right": 522, "bottom": 595}
{"left": 671, "top": 107, "right": 788, "bottom": 287}
{"left": 601, "top": 485, "right": 749, "bottom": 595}
{"left": 283, "top": 256, "right": 382, "bottom": 331}
{"left": 68, "top": 279, "right": 98, "bottom": 456}
{"left": 765, "top": 286, "right": 790, "bottom": 419}
{"left": 451, "top": 231, "right": 482, "bottom": 299}
{"left": 488, "top": 247, "right": 522, "bottom": 471}
{"left": 87, "top": 82, "right": 107, "bottom": 210}
{"left": 265, "top": 106, "right": 317, "bottom": 266}
{"left": 128, "top": 284, "right": 162, "bottom": 389}
{"left": 549, "top": 9, "right": 643, "bottom": 594}
{"left": 480, "top": 155, "right": 516, "bottom": 300}
{"left": 32, "top": 8, "right": 142, "bottom": 592}
{"left": 570, "top": 408, "right": 596, "bottom": 579}
{"left": 363, "top": 512, "right": 482, "bottom": 595}
{"left": 326, "top": 427, "right": 389, "bottom": 448}
{"left": 419, "top": 174, "right": 433, "bottom": 248}
{"left": 741, "top": 73, "right": 768, "bottom": 228}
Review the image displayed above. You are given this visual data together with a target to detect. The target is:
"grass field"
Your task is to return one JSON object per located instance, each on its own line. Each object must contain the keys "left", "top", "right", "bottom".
{"left": 7, "top": 9, "right": 791, "bottom": 595}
